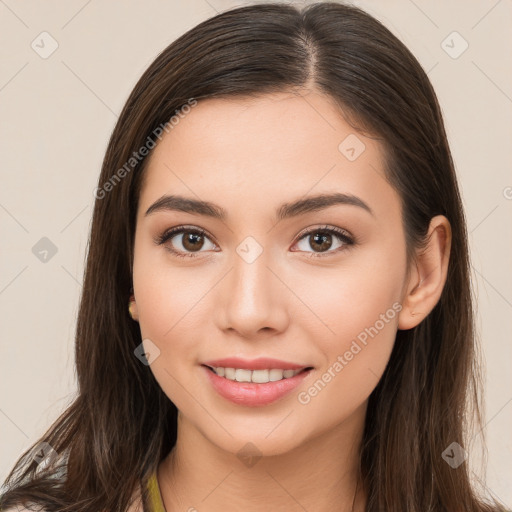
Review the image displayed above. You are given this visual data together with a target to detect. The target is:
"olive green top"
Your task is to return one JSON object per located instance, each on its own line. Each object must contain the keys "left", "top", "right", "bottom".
{"left": 147, "top": 469, "right": 166, "bottom": 512}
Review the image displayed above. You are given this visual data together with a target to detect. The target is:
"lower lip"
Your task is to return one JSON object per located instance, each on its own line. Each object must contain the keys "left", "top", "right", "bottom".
{"left": 202, "top": 365, "right": 312, "bottom": 407}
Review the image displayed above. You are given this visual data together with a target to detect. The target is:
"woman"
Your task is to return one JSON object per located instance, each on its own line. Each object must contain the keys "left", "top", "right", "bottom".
{"left": 0, "top": 2, "right": 507, "bottom": 511}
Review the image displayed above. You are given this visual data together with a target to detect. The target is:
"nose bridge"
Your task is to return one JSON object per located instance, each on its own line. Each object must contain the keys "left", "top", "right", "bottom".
{"left": 231, "top": 241, "right": 275, "bottom": 310}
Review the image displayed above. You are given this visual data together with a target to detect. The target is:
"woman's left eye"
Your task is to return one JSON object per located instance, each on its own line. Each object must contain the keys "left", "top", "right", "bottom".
{"left": 155, "top": 225, "right": 354, "bottom": 259}
{"left": 293, "top": 226, "right": 354, "bottom": 256}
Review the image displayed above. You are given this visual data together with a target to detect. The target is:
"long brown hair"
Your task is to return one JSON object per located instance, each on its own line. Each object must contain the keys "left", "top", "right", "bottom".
{"left": 1, "top": 2, "right": 506, "bottom": 511}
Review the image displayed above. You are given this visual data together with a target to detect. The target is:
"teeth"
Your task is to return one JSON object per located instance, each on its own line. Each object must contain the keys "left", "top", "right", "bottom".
{"left": 252, "top": 369, "right": 269, "bottom": 383}
{"left": 235, "top": 369, "right": 252, "bottom": 382}
{"left": 212, "top": 367, "right": 303, "bottom": 383}
{"left": 224, "top": 367, "right": 236, "bottom": 380}
{"left": 269, "top": 369, "right": 284, "bottom": 381}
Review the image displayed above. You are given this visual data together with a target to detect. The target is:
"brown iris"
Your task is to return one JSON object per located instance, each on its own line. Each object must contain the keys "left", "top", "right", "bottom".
{"left": 308, "top": 231, "right": 333, "bottom": 252}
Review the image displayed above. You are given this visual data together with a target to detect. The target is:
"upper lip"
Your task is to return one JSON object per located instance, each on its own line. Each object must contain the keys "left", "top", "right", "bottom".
{"left": 202, "top": 357, "right": 313, "bottom": 371}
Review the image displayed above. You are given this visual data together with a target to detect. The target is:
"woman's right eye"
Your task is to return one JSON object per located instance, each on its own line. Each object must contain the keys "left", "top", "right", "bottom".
{"left": 156, "top": 226, "right": 217, "bottom": 258}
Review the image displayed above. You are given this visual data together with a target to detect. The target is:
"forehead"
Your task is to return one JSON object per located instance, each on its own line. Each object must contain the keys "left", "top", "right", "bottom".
{"left": 138, "top": 91, "right": 399, "bottom": 224}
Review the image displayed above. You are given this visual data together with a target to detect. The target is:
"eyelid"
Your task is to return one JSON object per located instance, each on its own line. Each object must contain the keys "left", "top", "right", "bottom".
{"left": 294, "top": 224, "right": 353, "bottom": 243}
{"left": 154, "top": 224, "right": 214, "bottom": 245}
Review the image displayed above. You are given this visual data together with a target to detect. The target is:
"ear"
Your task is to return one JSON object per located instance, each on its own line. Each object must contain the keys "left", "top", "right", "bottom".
{"left": 398, "top": 215, "right": 452, "bottom": 330}
{"left": 129, "top": 294, "right": 139, "bottom": 322}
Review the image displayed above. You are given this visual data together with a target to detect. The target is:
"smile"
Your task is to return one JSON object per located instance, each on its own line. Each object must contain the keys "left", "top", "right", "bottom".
{"left": 202, "top": 364, "right": 313, "bottom": 407}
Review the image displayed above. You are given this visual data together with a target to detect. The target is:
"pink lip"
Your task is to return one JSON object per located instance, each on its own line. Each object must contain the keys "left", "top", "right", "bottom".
{"left": 202, "top": 365, "right": 313, "bottom": 407}
{"left": 202, "top": 357, "right": 309, "bottom": 371}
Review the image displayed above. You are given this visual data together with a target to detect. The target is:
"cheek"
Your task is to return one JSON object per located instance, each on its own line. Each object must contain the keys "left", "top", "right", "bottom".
{"left": 133, "top": 238, "right": 207, "bottom": 341}
{"left": 131, "top": 246, "right": 209, "bottom": 404}
{"left": 294, "top": 244, "right": 404, "bottom": 348}
{"left": 132, "top": 257, "right": 206, "bottom": 410}
{"left": 295, "top": 274, "right": 401, "bottom": 426}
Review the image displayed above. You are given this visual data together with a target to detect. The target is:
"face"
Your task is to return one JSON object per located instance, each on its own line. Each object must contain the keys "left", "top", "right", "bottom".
{"left": 132, "top": 90, "right": 410, "bottom": 456}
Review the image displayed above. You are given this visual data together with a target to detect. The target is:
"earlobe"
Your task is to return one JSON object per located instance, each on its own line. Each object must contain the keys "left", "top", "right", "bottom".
{"left": 128, "top": 294, "right": 139, "bottom": 322}
{"left": 398, "top": 215, "right": 452, "bottom": 330}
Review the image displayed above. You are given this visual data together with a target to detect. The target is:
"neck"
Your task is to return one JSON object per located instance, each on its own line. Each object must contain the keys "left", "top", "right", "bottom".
{"left": 158, "top": 402, "right": 367, "bottom": 512}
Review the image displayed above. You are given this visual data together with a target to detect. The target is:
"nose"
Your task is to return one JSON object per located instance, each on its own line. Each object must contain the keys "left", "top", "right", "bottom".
{"left": 216, "top": 247, "right": 290, "bottom": 339}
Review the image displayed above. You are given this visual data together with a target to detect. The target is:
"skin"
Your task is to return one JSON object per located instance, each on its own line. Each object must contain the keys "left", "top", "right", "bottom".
{"left": 130, "top": 89, "right": 451, "bottom": 511}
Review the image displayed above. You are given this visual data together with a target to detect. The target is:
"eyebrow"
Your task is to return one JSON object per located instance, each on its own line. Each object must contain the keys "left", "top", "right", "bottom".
{"left": 145, "top": 192, "right": 374, "bottom": 221}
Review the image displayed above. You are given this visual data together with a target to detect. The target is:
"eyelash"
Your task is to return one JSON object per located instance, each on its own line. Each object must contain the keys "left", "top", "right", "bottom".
{"left": 154, "top": 224, "right": 355, "bottom": 259}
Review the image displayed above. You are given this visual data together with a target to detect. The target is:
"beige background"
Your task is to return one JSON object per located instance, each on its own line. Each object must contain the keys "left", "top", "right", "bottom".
{"left": 1, "top": 0, "right": 511, "bottom": 507}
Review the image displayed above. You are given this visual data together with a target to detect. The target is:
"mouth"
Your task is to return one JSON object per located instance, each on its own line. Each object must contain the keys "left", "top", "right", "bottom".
{"left": 200, "top": 359, "right": 314, "bottom": 407}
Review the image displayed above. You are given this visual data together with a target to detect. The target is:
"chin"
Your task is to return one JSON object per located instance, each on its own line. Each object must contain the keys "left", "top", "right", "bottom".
{"left": 195, "top": 416, "right": 312, "bottom": 459}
